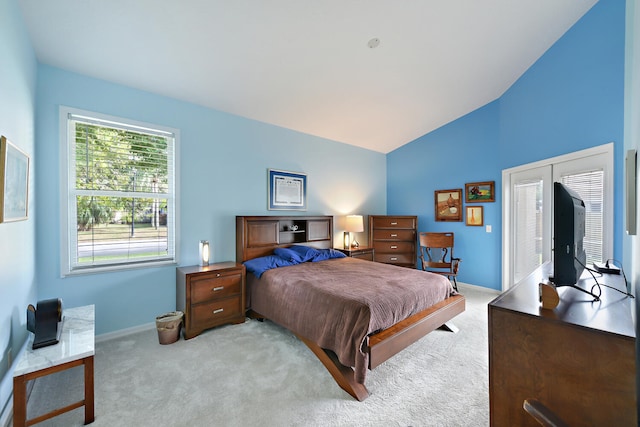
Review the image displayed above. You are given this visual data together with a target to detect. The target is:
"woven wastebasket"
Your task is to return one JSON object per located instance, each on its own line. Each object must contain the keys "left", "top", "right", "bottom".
{"left": 155, "top": 311, "right": 183, "bottom": 345}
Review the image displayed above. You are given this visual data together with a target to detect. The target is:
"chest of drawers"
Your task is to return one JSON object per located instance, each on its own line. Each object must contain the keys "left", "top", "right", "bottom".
{"left": 369, "top": 215, "right": 417, "bottom": 268}
{"left": 176, "top": 262, "right": 246, "bottom": 339}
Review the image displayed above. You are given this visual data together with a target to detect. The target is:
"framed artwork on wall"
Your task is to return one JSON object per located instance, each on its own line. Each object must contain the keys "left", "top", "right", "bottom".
{"left": 434, "top": 189, "right": 462, "bottom": 222}
{"left": 268, "top": 169, "right": 307, "bottom": 211}
{"left": 466, "top": 206, "right": 484, "bottom": 226}
{"left": 465, "top": 181, "right": 495, "bottom": 203}
{"left": 0, "top": 135, "right": 30, "bottom": 223}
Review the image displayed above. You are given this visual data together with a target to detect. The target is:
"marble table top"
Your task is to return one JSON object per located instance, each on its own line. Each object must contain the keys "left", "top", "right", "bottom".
{"left": 14, "top": 305, "right": 95, "bottom": 377}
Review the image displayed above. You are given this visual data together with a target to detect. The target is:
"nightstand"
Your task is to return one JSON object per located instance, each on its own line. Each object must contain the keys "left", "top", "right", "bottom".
{"left": 336, "top": 246, "right": 374, "bottom": 261}
{"left": 176, "top": 262, "right": 246, "bottom": 339}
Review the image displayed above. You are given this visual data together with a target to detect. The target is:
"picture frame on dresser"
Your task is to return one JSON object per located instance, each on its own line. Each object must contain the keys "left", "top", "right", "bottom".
{"left": 268, "top": 168, "right": 307, "bottom": 211}
{"left": 434, "top": 189, "right": 462, "bottom": 222}
{"left": 0, "top": 135, "right": 30, "bottom": 223}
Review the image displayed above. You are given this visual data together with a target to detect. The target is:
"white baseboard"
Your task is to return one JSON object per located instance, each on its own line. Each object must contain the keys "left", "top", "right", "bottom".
{"left": 96, "top": 321, "right": 156, "bottom": 343}
{"left": 457, "top": 281, "right": 501, "bottom": 295}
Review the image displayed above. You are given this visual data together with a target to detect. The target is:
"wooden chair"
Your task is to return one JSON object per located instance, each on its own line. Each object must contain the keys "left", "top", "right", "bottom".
{"left": 418, "top": 232, "right": 461, "bottom": 291}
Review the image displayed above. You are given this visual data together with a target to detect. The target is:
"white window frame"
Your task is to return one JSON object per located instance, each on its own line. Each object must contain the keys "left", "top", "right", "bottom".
{"left": 502, "top": 143, "right": 614, "bottom": 291}
{"left": 60, "top": 106, "right": 180, "bottom": 276}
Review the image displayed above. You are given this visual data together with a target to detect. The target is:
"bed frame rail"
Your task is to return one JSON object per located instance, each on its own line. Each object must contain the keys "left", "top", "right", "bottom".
{"left": 367, "top": 294, "right": 465, "bottom": 369}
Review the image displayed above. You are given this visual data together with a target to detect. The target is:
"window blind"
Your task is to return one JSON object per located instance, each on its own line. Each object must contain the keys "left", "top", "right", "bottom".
{"left": 66, "top": 112, "right": 176, "bottom": 272}
{"left": 561, "top": 170, "right": 604, "bottom": 265}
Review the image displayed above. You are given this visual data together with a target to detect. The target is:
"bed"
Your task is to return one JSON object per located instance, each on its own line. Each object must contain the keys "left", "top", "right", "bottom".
{"left": 236, "top": 215, "right": 465, "bottom": 400}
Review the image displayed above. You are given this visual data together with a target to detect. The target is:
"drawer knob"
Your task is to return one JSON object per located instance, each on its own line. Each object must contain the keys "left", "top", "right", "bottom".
{"left": 390, "top": 222, "right": 398, "bottom": 225}
{"left": 390, "top": 245, "right": 398, "bottom": 249}
{"left": 216, "top": 273, "right": 221, "bottom": 277}
{"left": 390, "top": 234, "right": 398, "bottom": 237}
{"left": 390, "top": 257, "right": 398, "bottom": 261}
{"left": 213, "top": 308, "right": 224, "bottom": 314}
{"left": 212, "top": 286, "right": 225, "bottom": 292}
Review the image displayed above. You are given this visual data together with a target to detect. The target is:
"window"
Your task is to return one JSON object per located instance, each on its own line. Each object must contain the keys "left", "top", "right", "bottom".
{"left": 61, "top": 107, "right": 178, "bottom": 275}
{"left": 502, "top": 143, "right": 613, "bottom": 290}
{"left": 560, "top": 170, "right": 604, "bottom": 265}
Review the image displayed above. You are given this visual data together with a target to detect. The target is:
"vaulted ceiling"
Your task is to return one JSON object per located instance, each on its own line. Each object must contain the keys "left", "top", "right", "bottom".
{"left": 19, "top": 0, "right": 597, "bottom": 153}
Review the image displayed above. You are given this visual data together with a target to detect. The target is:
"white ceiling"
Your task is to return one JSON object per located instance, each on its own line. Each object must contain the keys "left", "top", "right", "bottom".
{"left": 19, "top": 0, "right": 597, "bottom": 153}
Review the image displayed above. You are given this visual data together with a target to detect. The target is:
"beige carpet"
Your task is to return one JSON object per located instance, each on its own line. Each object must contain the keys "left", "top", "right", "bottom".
{"left": 22, "top": 284, "right": 498, "bottom": 427}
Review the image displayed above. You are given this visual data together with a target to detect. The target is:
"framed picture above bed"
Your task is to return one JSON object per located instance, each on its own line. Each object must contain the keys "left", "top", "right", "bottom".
{"left": 434, "top": 189, "right": 462, "bottom": 222}
{"left": 268, "top": 169, "right": 307, "bottom": 211}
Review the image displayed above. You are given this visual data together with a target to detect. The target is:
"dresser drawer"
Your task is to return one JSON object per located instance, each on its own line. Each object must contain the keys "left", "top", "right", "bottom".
{"left": 372, "top": 229, "right": 416, "bottom": 241}
{"left": 371, "top": 217, "right": 416, "bottom": 229}
{"left": 373, "top": 241, "right": 414, "bottom": 254}
{"left": 190, "top": 273, "right": 242, "bottom": 304}
{"left": 191, "top": 295, "right": 243, "bottom": 327}
{"left": 374, "top": 253, "right": 415, "bottom": 265}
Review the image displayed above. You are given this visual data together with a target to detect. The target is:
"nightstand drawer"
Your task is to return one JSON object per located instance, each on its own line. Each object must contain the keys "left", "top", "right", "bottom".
{"left": 192, "top": 295, "right": 243, "bottom": 326}
{"left": 352, "top": 251, "right": 374, "bottom": 261}
{"left": 190, "top": 273, "right": 242, "bottom": 304}
{"left": 372, "top": 229, "right": 415, "bottom": 241}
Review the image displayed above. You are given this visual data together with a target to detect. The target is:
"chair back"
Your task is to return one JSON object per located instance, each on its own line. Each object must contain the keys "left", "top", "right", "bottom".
{"left": 419, "top": 232, "right": 460, "bottom": 291}
{"left": 419, "top": 232, "right": 455, "bottom": 270}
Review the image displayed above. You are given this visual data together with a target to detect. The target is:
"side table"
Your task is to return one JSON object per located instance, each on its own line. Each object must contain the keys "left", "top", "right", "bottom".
{"left": 13, "top": 305, "right": 95, "bottom": 426}
{"left": 176, "top": 262, "right": 246, "bottom": 339}
{"left": 336, "top": 246, "right": 374, "bottom": 261}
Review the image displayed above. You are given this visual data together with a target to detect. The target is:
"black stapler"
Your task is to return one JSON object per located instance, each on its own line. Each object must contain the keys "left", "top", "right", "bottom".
{"left": 26, "top": 299, "right": 64, "bottom": 349}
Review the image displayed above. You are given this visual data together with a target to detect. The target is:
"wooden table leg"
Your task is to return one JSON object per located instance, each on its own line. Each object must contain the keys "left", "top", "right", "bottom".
{"left": 84, "top": 356, "right": 95, "bottom": 424}
{"left": 12, "top": 375, "right": 27, "bottom": 427}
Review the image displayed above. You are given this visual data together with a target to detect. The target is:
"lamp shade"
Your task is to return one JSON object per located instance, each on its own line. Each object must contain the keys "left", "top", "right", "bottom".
{"left": 199, "top": 240, "right": 210, "bottom": 266}
{"left": 345, "top": 215, "right": 364, "bottom": 232}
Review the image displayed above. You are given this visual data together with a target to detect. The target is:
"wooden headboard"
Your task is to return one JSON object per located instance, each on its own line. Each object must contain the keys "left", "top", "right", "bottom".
{"left": 236, "top": 215, "right": 334, "bottom": 263}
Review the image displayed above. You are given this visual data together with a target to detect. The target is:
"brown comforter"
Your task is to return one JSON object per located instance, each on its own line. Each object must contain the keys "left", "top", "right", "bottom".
{"left": 247, "top": 257, "right": 456, "bottom": 384}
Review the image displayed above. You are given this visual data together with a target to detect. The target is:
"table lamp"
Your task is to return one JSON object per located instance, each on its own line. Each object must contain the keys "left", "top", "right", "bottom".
{"left": 345, "top": 215, "right": 364, "bottom": 248}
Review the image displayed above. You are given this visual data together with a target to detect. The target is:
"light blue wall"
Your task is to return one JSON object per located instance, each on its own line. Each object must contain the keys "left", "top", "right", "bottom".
{"left": 35, "top": 65, "right": 387, "bottom": 336}
{"left": 387, "top": 102, "right": 501, "bottom": 289}
{"left": 623, "top": 1, "right": 639, "bottom": 414}
{"left": 500, "top": 0, "right": 625, "bottom": 263}
{"left": 624, "top": 0, "right": 640, "bottom": 280}
{"left": 0, "top": 0, "right": 37, "bottom": 418}
{"left": 387, "top": 0, "right": 625, "bottom": 290}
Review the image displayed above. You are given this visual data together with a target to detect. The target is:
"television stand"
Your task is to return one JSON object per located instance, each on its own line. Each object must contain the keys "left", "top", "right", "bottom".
{"left": 489, "top": 262, "right": 636, "bottom": 426}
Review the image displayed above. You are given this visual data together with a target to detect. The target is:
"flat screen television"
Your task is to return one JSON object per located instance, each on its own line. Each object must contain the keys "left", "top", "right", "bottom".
{"left": 552, "top": 182, "right": 587, "bottom": 288}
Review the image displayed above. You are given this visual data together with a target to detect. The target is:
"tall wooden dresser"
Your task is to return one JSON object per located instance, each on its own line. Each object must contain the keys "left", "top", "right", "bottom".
{"left": 368, "top": 215, "right": 417, "bottom": 268}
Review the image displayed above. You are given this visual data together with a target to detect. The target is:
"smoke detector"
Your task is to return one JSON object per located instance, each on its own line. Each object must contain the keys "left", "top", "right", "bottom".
{"left": 367, "top": 38, "right": 380, "bottom": 49}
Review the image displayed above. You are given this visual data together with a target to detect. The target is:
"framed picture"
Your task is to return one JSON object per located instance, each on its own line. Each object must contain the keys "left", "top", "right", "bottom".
{"left": 434, "top": 189, "right": 463, "bottom": 222}
{"left": 268, "top": 169, "right": 307, "bottom": 211}
{"left": 465, "top": 181, "right": 495, "bottom": 203}
{"left": 1, "top": 136, "right": 30, "bottom": 223}
{"left": 466, "top": 206, "right": 484, "bottom": 226}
